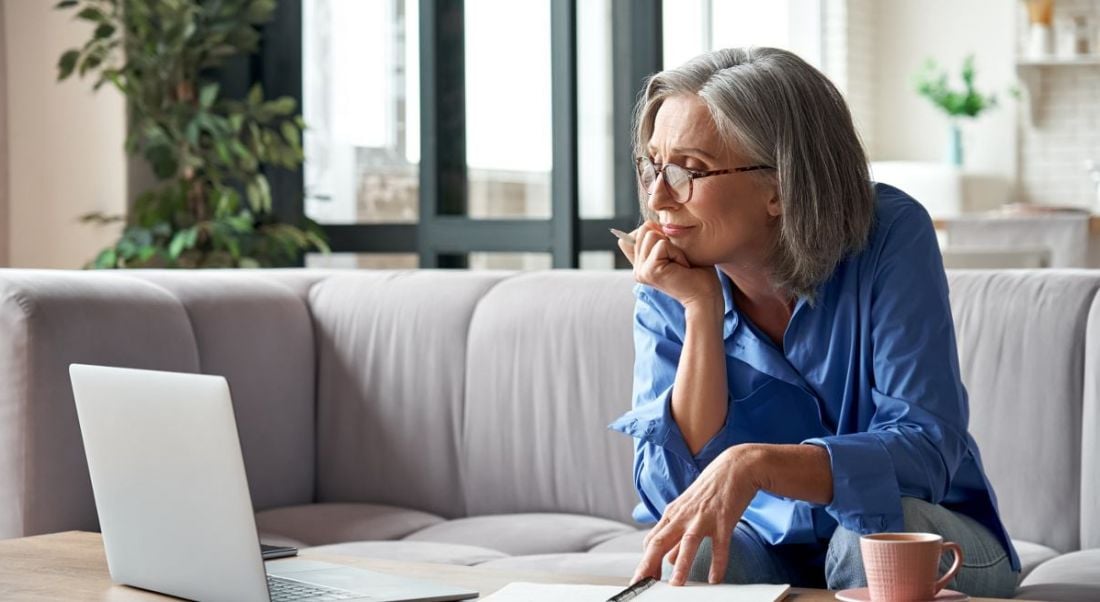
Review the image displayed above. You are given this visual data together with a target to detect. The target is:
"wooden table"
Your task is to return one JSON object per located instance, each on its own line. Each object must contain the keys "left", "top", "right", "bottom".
{"left": 0, "top": 531, "right": 1023, "bottom": 601}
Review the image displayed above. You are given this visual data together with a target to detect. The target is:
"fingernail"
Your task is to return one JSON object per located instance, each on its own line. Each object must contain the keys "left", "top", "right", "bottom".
{"left": 609, "top": 228, "right": 635, "bottom": 244}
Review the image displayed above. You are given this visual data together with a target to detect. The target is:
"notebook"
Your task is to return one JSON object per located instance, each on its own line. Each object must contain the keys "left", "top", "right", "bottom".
{"left": 481, "top": 581, "right": 790, "bottom": 601}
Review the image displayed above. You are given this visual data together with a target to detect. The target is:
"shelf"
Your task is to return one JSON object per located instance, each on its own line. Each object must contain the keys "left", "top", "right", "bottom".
{"left": 1014, "top": 57, "right": 1100, "bottom": 126}
{"left": 932, "top": 214, "right": 1100, "bottom": 235}
{"left": 1016, "top": 56, "right": 1100, "bottom": 67}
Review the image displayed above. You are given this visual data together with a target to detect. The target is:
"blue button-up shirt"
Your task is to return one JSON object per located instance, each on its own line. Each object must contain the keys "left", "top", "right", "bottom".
{"left": 609, "top": 183, "right": 1020, "bottom": 571}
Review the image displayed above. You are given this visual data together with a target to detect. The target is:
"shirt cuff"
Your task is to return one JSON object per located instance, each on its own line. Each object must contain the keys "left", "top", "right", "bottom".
{"left": 803, "top": 433, "right": 906, "bottom": 534}
{"left": 609, "top": 387, "right": 731, "bottom": 471}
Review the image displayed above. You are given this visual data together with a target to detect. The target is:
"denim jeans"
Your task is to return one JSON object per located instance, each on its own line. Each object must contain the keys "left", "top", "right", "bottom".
{"left": 676, "top": 498, "right": 1019, "bottom": 598}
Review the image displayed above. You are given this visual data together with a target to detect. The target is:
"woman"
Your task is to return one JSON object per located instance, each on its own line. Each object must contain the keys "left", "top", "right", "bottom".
{"left": 609, "top": 47, "right": 1020, "bottom": 597}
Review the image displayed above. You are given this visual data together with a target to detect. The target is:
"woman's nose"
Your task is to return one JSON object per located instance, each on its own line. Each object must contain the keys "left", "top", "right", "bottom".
{"left": 646, "top": 173, "right": 680, "bottom": 214}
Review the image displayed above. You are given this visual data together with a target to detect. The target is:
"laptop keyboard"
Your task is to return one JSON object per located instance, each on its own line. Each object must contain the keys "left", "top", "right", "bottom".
{"left": 267, "top": 574, "right": 364, "bottom": 601}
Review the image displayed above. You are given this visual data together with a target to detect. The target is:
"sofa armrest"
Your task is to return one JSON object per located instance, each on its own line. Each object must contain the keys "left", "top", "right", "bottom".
{"left": 0, "top": 271, "right": 200, "bottom": 539}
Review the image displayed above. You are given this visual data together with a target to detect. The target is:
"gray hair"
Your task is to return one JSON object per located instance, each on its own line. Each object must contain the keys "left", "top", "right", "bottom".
{"left": 634, "top": 47, "right": 874, "bottom": 301}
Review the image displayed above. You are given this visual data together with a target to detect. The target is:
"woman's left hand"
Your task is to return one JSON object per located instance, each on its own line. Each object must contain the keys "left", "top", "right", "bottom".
{"left": 631, "top": 445, "right": 765, "bottom": 586}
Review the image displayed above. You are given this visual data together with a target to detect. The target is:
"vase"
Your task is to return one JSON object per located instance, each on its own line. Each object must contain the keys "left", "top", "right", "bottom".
{"left": 947, "top": 121, "right": 963, "bottom": 167}
{"left": 1026, "top": 23, "right": 1054, "bottom": 58}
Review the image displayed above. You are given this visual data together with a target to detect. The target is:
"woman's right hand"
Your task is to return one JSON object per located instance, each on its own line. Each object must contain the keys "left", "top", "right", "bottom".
{"left": 617, "top": 221, "right": 722, "bottom": 313}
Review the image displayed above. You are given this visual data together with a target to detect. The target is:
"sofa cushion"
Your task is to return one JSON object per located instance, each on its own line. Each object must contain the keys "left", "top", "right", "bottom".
{"left": 403, "top": 513, "right": 637, "bottom": 555}
{"left": 948, "top": 271, "right": 1100, "bottom": 552}
{"left": 588, "top": 529, "right": 647, "bottom": 553}
{"left": 255, "top": 503, "right": 444, "bottom": 546}
{"left": 310, "top": 271, "right": 509, "bottom": 519}
{"left": 476, "top": 553, "right": 638, "bottom": 578}
{"left": 304, "top": 541, "right": 508, "bottom": 566}
{"left": 461, "top": 271, "right": 639, "bottom": 523}
{"left": 1016, "top": 548, "right": 1100, "bottom": 601}
{"left": 1012, "top": 539, "right": 1061, "bottom": 580}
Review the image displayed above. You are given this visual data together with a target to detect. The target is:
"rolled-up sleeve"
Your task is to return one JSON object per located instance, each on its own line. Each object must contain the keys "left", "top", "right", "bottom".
{"left": 804, "top": 204, "right": 971, "bottom": 534}
{"left": 609, "top": 286, "right": 732, "bottom": 523}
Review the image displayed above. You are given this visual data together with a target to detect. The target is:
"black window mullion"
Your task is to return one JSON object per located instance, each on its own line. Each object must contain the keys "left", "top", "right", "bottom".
{"left": 611, "top": 0, "right": 660, "bottom": 222}
{"left": 606, "top": 0, "right": 661, "bottom": 268}
{"left": 419, "top": 0, "right": 468, "bottom": 268}
{"left": 550, "top": 0, "right": 579, "bottom": 268}
{"left": 259, "top": 0, "right": 305, "bottom": 231}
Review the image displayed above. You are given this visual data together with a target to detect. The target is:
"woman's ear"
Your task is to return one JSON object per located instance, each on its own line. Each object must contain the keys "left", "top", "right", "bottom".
{"left": 766, "top": 192, "right": 783, "bottom": 218}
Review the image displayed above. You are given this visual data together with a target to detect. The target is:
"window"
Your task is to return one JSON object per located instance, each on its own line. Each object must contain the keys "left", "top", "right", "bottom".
{"left": 662, "top": 0, "right": 824, "bottom": 69}
{"left": 262, "top": 0, "right": 664, "bottom": 269}
{"left": 303, "top": 0, "right": 419, "bottom": 225}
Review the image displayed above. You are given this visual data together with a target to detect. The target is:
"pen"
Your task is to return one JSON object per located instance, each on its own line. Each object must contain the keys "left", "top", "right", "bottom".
{"left": 610, "top": 228, "right": 636, "bottom": 245}
{"left": 606, "top": 576, "right": 657, "bottom": 602}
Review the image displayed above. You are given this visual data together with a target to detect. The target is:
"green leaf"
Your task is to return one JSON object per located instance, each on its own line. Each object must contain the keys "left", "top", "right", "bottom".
{"left": 76, "top": 6, "right": 105, "bottom": 22}
{"left": 117, "top": 237, "right": 138, "bottom": 257}
{"left": 266, "top": 97, "right": 296, "bottom": 115}
{"left": 93, "top": 247, "right": 118, "bottom": 269}
{"left": 185, "top": 226, "right": 199, "bottom": 249}
{"left": 94, "top": 23, "right": 115, "bottom": 40}
{"left": 255, "top": 174, "right": 271, "bottom": 213}
{"left": 247, "top": 83, "right": 263, "bottom": 106}
{"left": 54, "top": 0, "right": 79, "bottom": 9}
{"left": 185, "top": 119, "right": 200, "bottom": 146}
{"left": 58, "top": 49, "right": 80, "bottom": 80}
{"left": 280, "top": 121, "right": 301, "bottom": 148}
{"left": 168, "top": 228, "right": 194, "bottom": 259}
{"left": 78, "top": 52, "right": 103, "bottom": 76}
{"left": 214, "top": 140, "right": 232, "bottom": 164}
{"left": 199, "top": 82, "right": 219, "bottom": 109}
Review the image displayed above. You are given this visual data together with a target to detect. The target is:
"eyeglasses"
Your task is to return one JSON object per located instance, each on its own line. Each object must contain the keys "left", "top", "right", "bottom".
{"left": 635, "top": 156, "right": 774, "bottom": 204}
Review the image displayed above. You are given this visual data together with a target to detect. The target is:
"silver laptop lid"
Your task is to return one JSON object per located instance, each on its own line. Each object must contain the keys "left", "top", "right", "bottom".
{"left": 70, "top": 364, "right": 270, "bottom": 602}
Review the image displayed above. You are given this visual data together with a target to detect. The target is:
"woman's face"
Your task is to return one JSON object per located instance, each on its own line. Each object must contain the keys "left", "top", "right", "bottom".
{"left": 644, "top": 93, "right": 781, "bottom": 267}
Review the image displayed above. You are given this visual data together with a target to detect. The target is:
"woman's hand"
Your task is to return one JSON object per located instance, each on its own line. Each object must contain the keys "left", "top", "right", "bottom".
{"left": 631, "top": 445, "right": 765, "bottom": 586}
{"left": 617, "top": 221, "right": 722, "bottom": 313}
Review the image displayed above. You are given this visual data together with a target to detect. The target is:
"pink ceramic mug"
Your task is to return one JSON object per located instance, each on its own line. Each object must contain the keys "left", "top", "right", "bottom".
{"left": 860, "top": 533, "right": 963, "bottom": 601}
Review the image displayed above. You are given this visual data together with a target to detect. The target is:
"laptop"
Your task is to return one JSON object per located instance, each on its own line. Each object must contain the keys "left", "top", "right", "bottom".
{"left": 69, "top": 363, "right": 478, "bottom": 602}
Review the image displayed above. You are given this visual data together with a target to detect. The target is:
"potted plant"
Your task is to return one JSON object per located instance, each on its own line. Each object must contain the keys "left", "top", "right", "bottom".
{"left": 913, "top": 55, "right": 1004, "bottom": 167}
{"left": 55, "top": 0, "right": 328, "bottom": 268}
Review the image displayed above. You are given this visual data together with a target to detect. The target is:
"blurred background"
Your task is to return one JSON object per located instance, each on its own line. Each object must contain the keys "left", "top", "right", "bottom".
{"left": 1, "top": 0, "right": 1098, "bottom": 271}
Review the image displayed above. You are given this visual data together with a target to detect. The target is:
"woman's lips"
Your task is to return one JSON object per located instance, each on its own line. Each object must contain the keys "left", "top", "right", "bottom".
{"left": 661, "top": 225, "right": 695, "bottom": 237}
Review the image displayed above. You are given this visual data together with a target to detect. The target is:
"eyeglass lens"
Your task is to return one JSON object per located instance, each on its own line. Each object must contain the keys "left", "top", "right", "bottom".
{"left": 639, "top": 159, "right": 691, "bottom": 202}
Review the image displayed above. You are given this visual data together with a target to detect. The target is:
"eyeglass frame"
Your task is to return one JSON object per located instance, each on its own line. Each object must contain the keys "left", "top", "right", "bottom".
{"left": 635, "top": 156, "right": 774, "bottom": 204}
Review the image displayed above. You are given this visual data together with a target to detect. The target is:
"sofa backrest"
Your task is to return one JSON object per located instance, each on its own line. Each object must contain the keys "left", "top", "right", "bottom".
{"left": 309, "top": 271, "right": 510, "bottom": 519}
{"left": 947, "top": 270, "right": 1100, "bottom": 553}
{"left": 460, "top": 271, "right": 638, "bottom": 523}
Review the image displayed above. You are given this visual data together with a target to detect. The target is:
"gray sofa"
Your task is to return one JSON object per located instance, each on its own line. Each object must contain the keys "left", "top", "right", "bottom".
{"left": 0, "top": 268, "right": 1097, "bottom": 600}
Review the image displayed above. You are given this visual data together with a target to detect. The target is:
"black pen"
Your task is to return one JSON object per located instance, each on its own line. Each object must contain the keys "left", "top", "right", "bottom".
{"left": 606, "top": 576, "right": 657, "bottom": 602}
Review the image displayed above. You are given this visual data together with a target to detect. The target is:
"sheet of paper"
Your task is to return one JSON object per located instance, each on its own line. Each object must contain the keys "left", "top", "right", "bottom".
{"left": 480, "top": 581, "right": 790, "bottom": 602}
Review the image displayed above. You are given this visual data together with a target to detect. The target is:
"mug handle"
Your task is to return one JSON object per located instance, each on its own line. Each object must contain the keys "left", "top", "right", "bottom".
{"left": 933, "top": 541, "right": 964, "bottom": 595}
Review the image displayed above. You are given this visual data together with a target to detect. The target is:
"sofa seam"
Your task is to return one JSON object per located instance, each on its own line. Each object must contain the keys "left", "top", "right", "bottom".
{"left": 457, "top": 271, "right": 522, "bottom": 518}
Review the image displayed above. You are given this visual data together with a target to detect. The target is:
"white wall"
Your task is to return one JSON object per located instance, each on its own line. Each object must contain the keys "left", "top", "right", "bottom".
{"left": 1017, "top": 0, "right": 1100, "bottom": 208}
{"left": 0, "top": 2, "right": 8, "bottom": 267}
{"left": 2, "top": 0, "right": 126, "bottom": 269}
{"left": 870, "top": 1, "right": 1018, "bottom": 186}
